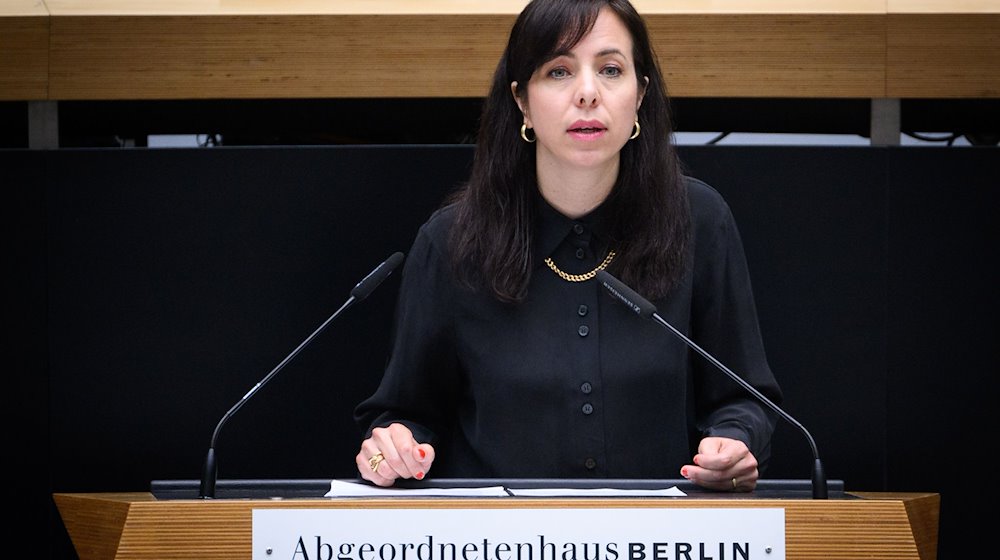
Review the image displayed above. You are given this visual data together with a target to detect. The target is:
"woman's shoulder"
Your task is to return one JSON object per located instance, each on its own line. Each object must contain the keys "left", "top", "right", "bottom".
{"left": 406, "top": 202, "right": 461, "bottom": 263}
{"left": 682, "top": 175, "right": 734, "bottom": 227}
{"left": 418, "top": 202, "right": 459, "bottom": 241}
{"left": 683, "top": 175, "right": 726, "bottom": 209}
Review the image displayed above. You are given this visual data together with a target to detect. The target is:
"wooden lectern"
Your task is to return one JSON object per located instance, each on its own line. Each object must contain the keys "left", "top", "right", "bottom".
{"left": 53, "top": 480, "right": 939, "bottom": 560}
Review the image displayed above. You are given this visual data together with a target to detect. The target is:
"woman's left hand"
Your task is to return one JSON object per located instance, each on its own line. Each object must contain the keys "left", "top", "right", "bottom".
{"left": 680, "top": 436, "right": 759, "bottom": 492}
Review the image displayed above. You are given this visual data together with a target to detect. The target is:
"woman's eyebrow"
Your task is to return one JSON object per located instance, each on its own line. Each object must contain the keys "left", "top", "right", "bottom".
{"left": 596, "top": 48, "right": 626, "bottom": 58}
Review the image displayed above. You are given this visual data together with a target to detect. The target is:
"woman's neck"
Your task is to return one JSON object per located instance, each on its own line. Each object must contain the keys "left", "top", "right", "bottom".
{"left": 535, "top": 159, "right": 619, "bottom": 219}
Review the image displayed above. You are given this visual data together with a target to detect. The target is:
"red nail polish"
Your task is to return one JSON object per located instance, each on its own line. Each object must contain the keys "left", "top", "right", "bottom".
{"left": 416, "top": 472, "right": 424, "bottom": 480}
{"left": 680, "top": 468, "right": 688, "bottom": 478}
{"left": 418, "top": 449, "right": 426, "bottom": 459}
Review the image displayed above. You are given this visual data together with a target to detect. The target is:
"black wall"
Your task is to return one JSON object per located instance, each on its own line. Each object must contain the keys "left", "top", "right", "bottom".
{"left": 5, "top": 145, "right": 995, "bottom": 559}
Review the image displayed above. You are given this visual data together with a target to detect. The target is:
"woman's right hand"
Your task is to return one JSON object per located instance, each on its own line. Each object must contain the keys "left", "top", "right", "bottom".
{"left": 356, "top": 423, "right": 436, "bottom": 487}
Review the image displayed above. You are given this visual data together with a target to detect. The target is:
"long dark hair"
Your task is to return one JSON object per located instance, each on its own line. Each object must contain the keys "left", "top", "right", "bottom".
{"left": 448, "top": 0, "right": 689, "bottom": 302}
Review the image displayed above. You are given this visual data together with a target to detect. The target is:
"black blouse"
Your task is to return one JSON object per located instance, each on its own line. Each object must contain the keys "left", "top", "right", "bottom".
{"left": 354, "top": 176, "right": 782, "bottom": 479}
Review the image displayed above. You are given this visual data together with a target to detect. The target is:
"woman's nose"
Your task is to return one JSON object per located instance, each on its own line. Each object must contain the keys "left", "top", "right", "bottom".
{"left": 575, "top": 75, "right": 600, "bottom": 107}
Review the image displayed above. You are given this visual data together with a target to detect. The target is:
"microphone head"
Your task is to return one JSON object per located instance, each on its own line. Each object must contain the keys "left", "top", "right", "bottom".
{"left": 351, "top": 252, "right": 404, "bottom": 301}
{"left": 595, "top": 270, "right": 657, "bottom": 319}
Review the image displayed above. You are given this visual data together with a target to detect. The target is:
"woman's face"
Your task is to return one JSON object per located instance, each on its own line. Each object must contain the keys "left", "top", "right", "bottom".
{"left": 514, "top": 7, "right": 646, "bottom": 175}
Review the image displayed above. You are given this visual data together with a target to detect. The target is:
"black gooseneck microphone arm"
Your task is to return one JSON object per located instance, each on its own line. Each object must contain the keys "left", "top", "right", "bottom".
{"left": 595, "top": 269, "right": 827, "bottom": 499}
{"left": 199, "top": 252, "right": 405, "bottom": 498}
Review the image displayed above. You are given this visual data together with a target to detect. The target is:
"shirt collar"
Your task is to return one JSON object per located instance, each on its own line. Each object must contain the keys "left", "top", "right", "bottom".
{"left": 533, "top": 189, "right": 614, "bottom": 262}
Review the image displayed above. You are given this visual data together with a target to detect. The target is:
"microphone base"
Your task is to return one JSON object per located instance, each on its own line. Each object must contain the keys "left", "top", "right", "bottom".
{"left": 199, "top": 448, "right": 217, "bottom": 499}
{"left": 812, "top": 458, "right": 828, "bottom": 499}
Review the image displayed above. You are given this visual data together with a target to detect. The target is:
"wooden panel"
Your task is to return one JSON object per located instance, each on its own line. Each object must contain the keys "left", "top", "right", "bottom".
{"left": 646, "top": 14, "right": 884, "bottom": 98}
{"left": 9, "top": 0, "right": 995, "bottom": 100}
{"left": 54, "top": 492, "right": 939, "bottom": 560}
{"left": 48, "top": 14, "right": 513, "bottom": 99}
{"left": 0, "top": 1, "right": 49, "bottom": 100}
{"left": 53, "top": 493, "right": 134, "bottom": 560}
{"left": 45, "top": 11, "right": 886, "bottom": 100}
{"left": 887, "top": 13, "right": 1000, "bottom": 98}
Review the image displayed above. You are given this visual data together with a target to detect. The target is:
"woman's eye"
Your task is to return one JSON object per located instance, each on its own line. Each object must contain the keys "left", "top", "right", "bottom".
{"left": 601, "top": 66, "right": 622, "bottom": 78}
{"left": 548, "top": 67, "right": 570, "bottom": 79}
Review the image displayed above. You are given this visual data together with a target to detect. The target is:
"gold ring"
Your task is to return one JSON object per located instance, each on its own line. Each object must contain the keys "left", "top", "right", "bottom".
{"left": 369, "top": 452, "right": 385, "bottom": 473}
{"left": 732, "top": 477, "right": 738, "bottom": 490}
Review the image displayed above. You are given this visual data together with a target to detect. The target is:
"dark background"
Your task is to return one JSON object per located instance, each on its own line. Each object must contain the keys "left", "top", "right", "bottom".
{"left": 3, "top": 97, "right": 999, "bottom": 148}
{"left": 5, "top": 136, "right": 997, "bottom": 558}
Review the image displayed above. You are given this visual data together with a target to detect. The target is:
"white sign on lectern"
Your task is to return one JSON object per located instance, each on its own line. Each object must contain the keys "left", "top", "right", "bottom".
{"left": 253, "top": 507, "right": 785, "bottom": 560}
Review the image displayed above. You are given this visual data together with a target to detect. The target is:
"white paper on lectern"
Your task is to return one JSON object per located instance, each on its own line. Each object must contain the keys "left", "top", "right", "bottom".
{"left": 325, "top": 480, "right": 685, "bottom": 498}
{"left": 325, "top": 479, "right": 510, "bottom": 497}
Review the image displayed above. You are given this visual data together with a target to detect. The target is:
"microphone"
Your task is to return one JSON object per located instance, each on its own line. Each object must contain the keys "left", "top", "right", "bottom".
{"left": 595, "top": 269, "right": 828, "bottom": 499}
{"left": 199, "top": 251, "right": 405, "bottom": 498}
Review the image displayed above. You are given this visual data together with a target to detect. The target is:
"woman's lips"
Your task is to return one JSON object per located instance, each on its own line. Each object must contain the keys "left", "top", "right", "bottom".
{"left": 568, "top": 120, "right": 607, "bottom": 140}
{"left": 568, "top": 119, "right": 605, "bottom": 131}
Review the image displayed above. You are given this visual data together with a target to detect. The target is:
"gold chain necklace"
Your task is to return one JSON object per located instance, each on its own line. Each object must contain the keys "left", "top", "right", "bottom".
{"left": 544, "top": 250, "right": 616, "bottom": 282}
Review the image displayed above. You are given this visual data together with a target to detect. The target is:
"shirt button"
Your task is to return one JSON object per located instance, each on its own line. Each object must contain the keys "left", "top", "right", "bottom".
{"left": 577, "top": 304, "right": 588, "bottom": 317}
{"left": 580, "top": 382, "right": 592, "bottom": 394}
{"left": 584, "top": 458, "right": 597, "bottom": 470}
{"left": 582, "top": 403, "right": 594, "bottom": 414}
{"left": 575, "top": 248, "right": 586, "bottom": 259}
{"left": 573, "top": 223, "right": 585, "bottom": 235}
{"left": 578, "top": 325, "right": 589, "bottom": 337}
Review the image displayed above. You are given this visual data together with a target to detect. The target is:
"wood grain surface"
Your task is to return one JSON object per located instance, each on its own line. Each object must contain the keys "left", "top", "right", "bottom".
{"left": 1, "top": 1, "right": 996, "bottom": 100}
{"left": 54, "top": 491, "right": 940, "bottom": 560}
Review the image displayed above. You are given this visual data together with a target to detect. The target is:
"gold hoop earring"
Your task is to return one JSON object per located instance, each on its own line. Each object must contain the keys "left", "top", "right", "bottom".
{"left": 520, "top": 123, "right": 536, "bottom": 143}
{"left": 629, "top": 120, "right": 641, "bottom": 140}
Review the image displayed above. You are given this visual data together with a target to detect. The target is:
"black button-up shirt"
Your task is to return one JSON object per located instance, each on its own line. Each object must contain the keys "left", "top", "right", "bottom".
{"left": 355, "top": 176, "right": 781, "bottom": 478}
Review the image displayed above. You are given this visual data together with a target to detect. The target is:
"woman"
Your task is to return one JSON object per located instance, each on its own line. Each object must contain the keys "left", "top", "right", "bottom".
{"left": 354, "top": 0, "right": 782, "bottom": 492}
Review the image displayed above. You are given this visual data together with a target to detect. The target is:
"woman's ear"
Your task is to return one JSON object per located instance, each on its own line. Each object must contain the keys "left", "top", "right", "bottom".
{"left": 637, "top": 75, "right": 649, "bottom": 112}
{"left": 511, "top": 81, "right": 531, "bottom": 127}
